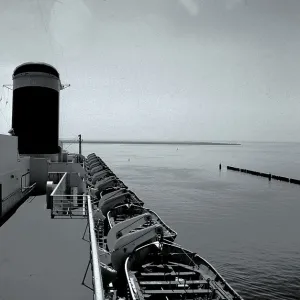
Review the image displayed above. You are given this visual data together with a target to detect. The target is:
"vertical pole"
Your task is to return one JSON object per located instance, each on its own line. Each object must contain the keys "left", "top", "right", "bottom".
{"left": 0, "top": 184, "right": 2, "bottom": 217}
{"left": 79, "top": 134, "right": 82, "bottom": 156}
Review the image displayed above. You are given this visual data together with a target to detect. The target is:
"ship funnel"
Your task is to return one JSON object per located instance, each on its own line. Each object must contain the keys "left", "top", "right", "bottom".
{"left": 12, "top": 62, "right": 61, "bottom": 154}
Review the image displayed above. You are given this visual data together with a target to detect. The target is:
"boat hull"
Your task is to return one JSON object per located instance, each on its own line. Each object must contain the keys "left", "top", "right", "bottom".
{"left": 108, "top": 204, "right": 177, "bottom": 242}
{"left": 125, "top": 241, "right": 243, "bottom": 300}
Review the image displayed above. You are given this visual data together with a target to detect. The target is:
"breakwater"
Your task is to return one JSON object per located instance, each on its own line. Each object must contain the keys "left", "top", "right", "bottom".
{"left": 227, "top": 166, "right": 300, "bottom": 185}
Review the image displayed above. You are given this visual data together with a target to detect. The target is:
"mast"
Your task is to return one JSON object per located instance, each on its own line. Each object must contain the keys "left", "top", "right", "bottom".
{"left": 78, "top": 134, "right": 82, "bottom": 156}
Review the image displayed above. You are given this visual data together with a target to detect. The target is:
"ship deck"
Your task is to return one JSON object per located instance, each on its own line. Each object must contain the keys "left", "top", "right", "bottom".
{"left": 0, "top": 195, "right": 92, "bottom": 300}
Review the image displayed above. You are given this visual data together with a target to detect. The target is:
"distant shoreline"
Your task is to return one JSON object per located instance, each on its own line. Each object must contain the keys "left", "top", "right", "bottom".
{"left": 61, "top": 140, "right": 241, "bottom": 146}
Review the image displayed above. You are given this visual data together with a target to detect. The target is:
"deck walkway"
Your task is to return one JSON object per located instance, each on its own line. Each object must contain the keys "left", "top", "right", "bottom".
{"left": 0, "top": 196, "right": 91, "bottom": 300}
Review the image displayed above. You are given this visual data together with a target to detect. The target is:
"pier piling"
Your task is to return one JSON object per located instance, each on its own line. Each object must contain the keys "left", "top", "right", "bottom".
{"left": 227, "top": 166, "right": 298, "bottom": 185}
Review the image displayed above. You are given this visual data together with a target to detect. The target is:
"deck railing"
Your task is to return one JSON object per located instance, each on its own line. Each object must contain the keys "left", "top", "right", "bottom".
{"left": 50, "top": 172, "right": 87, "bottom": 218}
{"left": 87, "top": 194, "right": 105, "bottom": 300}
{"left": 21, "top": 172, "right": 31, "bottom": 192}
{"left": 49, "top": 172, "right": 105, "bottom": 300}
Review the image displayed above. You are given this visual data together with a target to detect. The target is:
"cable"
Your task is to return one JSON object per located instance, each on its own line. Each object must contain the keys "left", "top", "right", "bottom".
{"left": 62, "top": 134, "right": 80, "bottom": 151}
{"left": 0, "top": 86, "right": 11, "bottom": 131}
{"left": 36, "top": 0, "right": 57, "bottom": 66}
{"left": 0, "top": 107, "right": 9, "bottom": 128}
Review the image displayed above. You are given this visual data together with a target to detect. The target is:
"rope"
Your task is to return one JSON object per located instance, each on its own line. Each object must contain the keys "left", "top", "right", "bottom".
{"left": 0, "top": 107, "right": 9, "bottom": 128}
{"left": 0, "top": 86, "right": 12, "bottom": 132}
{"left": 36, "top": 0, "right": 58, "bottom": 67}
{"left": 0, "top": 105, "right": 9, "bottom": 130}
{"left": 61, "top": 134, "right": 80, "bottom": 151}
{"left": 35, "top": 0, "right": 71, "bottom": 139}
{"left": 168, "top": 241, "right": 199, "bottom": 268}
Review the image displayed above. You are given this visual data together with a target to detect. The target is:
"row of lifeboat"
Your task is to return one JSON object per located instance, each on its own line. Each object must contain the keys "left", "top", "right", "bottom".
{"left": 85, "top": 153, "right": 243, "bottom": 300}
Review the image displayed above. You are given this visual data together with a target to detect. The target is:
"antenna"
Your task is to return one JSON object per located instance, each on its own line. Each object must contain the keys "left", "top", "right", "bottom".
{"left": 2, "top": 84, "right": 13, "bottom": 91}
{"left": 60, "top": 84, "right": 70, "bottom": 90}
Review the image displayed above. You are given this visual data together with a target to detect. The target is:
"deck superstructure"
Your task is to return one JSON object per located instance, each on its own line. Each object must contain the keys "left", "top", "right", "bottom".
{"left": 0, "top": 62, "right": 244, "bottom": 300}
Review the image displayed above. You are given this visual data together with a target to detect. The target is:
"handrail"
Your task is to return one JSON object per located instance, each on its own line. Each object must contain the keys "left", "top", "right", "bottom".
{"left": 21, "top": 171, "right": 30, "bottom": 191}
{"left": 52, "top": 194, "right": 85, "bottom": 198}
{"left": 87, "top": 194, "right": 105, "bottom": 300}
{"left": 2, "top": 183, "right": 36, "bottom": 203}
{"left": 51, "top": 172, "right": 68, "bottom": 196}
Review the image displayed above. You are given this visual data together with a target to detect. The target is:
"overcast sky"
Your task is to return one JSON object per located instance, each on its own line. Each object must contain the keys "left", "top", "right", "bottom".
{"left": 0, "top": 0, "right": 299, "bottom": 142}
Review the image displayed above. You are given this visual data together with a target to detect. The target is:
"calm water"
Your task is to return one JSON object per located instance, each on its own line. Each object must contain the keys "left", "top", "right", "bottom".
{"left": 1, "top": 142, "right": 300, "bottom": 300}
{"left": 77, "top": 142, "right": 300, "bottom": 300}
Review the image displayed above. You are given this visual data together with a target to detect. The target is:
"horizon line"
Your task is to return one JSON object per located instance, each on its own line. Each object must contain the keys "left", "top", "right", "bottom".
{"left": 60, "top": 139, "right": 241, "bottom": 145}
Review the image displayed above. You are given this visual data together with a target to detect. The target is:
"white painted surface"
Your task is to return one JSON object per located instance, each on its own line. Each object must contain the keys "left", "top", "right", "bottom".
{"left": 0, "top": 134, "right": 18, "bottom": 173}
{"left": 0, "top": 135, "right": 31, "bottom": 198}
{"left": 1, "top": 170, "right": 20, "bottom": 199}
{"left": 48, "top": 162, "right": 85, "bottom": 178}
{"left": 30, "top": 157, "right": 48, "bottom": 194}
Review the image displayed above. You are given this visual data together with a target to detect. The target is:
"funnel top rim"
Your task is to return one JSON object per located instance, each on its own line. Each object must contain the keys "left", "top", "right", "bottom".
{"left": 13, "top": 62, "right": 59, "bottom": 78}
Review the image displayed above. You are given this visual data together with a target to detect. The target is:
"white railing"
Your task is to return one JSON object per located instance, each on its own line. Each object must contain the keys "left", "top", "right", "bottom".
{"left": 49, "top": 172, "right": 105, "bottom": 299}
{"left": 50, "top": 172, "right": 87, "bottom": 218}
{"left": 51, "top": 196, "right": 86, "bottom": 217}
{"left": 87, "top": 194, "right": 105, "bottom": 300}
